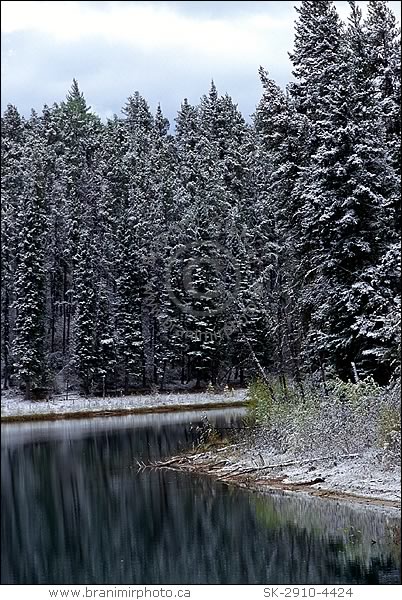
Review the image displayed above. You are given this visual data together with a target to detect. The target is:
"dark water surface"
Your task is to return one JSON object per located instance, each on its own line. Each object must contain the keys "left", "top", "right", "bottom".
{"left": 1, "top": 408, "right": 400, "bottom": 584}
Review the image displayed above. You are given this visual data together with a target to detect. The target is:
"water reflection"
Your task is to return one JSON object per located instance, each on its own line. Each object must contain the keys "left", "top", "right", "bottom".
{"left": 1, "top": 409, "right": 400, "bottom": 584}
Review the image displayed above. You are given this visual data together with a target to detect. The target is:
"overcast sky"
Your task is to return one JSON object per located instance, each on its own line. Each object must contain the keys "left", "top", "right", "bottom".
{"left": 2, "top": 1, "right": 401, "bottom": 124}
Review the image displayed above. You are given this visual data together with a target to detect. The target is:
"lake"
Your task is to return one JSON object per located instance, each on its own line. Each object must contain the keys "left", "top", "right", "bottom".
{"left": 1, "top": 408, "right": 400, "bottom": 584}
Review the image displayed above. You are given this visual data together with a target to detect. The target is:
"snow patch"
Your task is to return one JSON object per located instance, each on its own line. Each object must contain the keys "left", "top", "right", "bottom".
{"left": 1, "top": 389, "right": 247, "bottom": 418}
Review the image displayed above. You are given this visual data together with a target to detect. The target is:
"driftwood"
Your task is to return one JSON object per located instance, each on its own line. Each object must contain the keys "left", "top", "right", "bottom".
{"left": 215, "top": 443, "right": 246, "bottom": 453}
{"left": 137, "top": 452, "right": 206, "bottom": 471}
{"left": 289, "top": 477, "right": 325, "bottom": 487}
{"left": 195, "top": 452, "right": 360, "bottom": 479}
{"left": 137, "top": 450, "right": 360, "bottom": 485}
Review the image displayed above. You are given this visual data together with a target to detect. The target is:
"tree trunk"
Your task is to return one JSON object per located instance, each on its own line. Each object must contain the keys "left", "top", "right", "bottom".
{"left": 124, "top": 360, "right": 129, "bottom": 395}
{"left": 25, "top": 375, "right": 31, "bottom": 401}
{"left": 62, "top": 264, "right": 67, "bottom": 355}
{"left": 160, "top": 360, "right": 167, "bottom": 392}
{"left": 181, "top": 351, "right": 185, "bottom": 385}
{"left": 50, "top": 272, "right": 56, "bottom": 354}
{"left": 3, "top": 288, "right": 10, "bottom": 389}
{"left": 66, "top": 298, "right": 71, "bottom": 354}
{"left": 141, "top": 307, "right": 154, "bottom": 386}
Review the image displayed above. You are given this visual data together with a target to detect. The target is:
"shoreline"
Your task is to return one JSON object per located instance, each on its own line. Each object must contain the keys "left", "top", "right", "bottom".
{"left": 3, "top": 390, "right": 400, "bottom": 512}
{"left": 147, "top": 445, "right": 401, "bottom": 511}
{"left": 1, "top": 391, "right": 247, "bottom": 423}
{"left": 1, "top": 400, "right": 247, "bottom": 423}
{"left": 217, "top": 471, "right": 401, "bottom": 510}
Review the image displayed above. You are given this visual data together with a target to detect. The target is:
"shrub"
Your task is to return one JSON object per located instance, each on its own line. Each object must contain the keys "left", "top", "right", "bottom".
{"left": 246, "top": 375, "right": 401, "bottom": 466}
{"left": 378, "top": 381, "right": 401, "bottom": 467}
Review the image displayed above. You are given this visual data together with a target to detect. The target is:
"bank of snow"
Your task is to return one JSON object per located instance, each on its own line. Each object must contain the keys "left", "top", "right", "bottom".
{"left": 147, "top": 377, "right": 402, "bottom": 507}
{"left": 153, "top": 443, "right": 401, "bottom": 508}
{"left": 1, "top": 389, "right": 247, "bottom": 421}
{"left": 226, "top": 443, "right": 401, "bottom": 504}
{"left": 223, "top": 377, "right": 401, "bottom": 507}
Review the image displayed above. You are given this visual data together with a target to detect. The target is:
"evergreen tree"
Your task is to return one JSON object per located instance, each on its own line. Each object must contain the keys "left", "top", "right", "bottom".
{"left": 145, "top": 105, "right": 179, "bottom": 386}
{"left": 289, "top": 1, "right": 344, "bottom": 127}
{"left": 95, "top": 280, "right": 118, "bottom": 393}
{"left": 254, "top": 69, "right": 305, "bottom": 382}
{"left": 1, "top": 5, "right": 400, "bottom": 397}
{"left": 115, "top": 209, "right": 143, "bottom": 393}
{"left": 115, "top": 92, "right": 154, "bottom": 388}
{"left": 12, "top": 123, "right": 48, "bottom": 398}
{"left": 289, "top": 0, "right": 398, "bottom": 379}
{"left": 365, "top": 0, "right": 401, "bottom": 173}
{"left": 73, "top": 227, "right": 98, "bottom": 395}
{"left": 1, "top": 105, "right": 25, "bottom": 389}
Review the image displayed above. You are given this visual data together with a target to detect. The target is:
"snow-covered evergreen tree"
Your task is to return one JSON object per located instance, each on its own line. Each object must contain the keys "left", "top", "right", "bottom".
{"left": 111, "top": 92, "right": 155, "bottom": 389}
{"left": 289, "top": 0, "right": 399, "bottom": 379}
{"left": 254, "top": 68, "right": 306, "bottom": 382}
{"left": 73, "top": 227, "right": 98, "bottom": 395}
{"left": 1, "top": 105, "right": 25, "bottom": 389}
{"left": 12, "top": 119, "right": 48, "bottom": 398}
{"left": 1, "top": 2, "right": 400, "bottom": 395}
{"left": 365, "top": 0, "right": 401, "bottom": 174}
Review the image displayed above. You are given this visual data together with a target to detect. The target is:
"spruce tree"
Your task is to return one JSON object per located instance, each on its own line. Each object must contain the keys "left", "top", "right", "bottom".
{"left": 254, "top": 69, "right": 305, "bottom": 381}
{"left": 365, "top": 0, "right": 401, "bottom": 173}
{"left": 12, "top": 123, "right": 48, "bottom": 399}
{"left": 289, "top": 0, "right": 398, "bottom": 379}
{"left": 73, "top": 227, "right": 98, "bottom": 395}
{"left": 1, "top": 105, "right": 25, "bottom": 389}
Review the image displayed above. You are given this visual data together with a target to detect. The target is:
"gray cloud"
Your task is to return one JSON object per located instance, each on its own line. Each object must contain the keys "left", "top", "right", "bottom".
{"left": 2, "top": 1, "right": 400, "bottom": 126}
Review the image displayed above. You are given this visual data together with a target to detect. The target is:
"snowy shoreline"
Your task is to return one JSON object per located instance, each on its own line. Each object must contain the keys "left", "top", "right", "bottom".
{"left": 0, "top": 389, "right": 247, "bottom": 422}
{"left": 2, "top": 389, "right": 400, "bottom": 509}
{"left": 148, "top": 443, "right": 401, "bottom": 510}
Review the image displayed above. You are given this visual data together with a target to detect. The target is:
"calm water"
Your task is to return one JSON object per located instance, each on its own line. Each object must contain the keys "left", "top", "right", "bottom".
{"left": 1, "top": 408, "right": 400, "bottom": 585}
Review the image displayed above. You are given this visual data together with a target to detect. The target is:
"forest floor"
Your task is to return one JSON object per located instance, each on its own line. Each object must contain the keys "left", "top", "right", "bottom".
{"left": 146, "top": 442, "right": 401, "bottom": 510}
{"left": 0, "top": 388, "right": 247, "bottom": 422}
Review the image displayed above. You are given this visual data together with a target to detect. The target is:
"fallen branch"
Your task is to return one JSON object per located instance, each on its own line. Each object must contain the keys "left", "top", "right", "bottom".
{"left": 289, "top": 477, "right": 325, "bottom": 487}
{"left": 219, "top": 464, "right": 248, "bottom": 479}
{"left": 215, "top": 443, "right": 245, "bottom": 453}
{"left": 141, "top": 455, "right": 184, "bottom": 469}
{"left": 206, "top": 459, "right": 231, "bottom": 470}
{"left": 139, "top": 450, "right": 360, "bottom": 477}
{"left": 203, "top": 452, "right": 360, "bottom": 479}
{"left": 226, "top": 452, "right": 360, "bottom": 477}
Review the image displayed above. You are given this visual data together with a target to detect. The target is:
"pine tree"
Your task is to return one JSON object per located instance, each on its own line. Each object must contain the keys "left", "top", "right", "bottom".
{"left": 56, "top": 82, "right": 103, "bottom": 390}
{"left": 73, "top": 227, "right": 98, "bottom": 395}
{"left": 115, "top": 209, "right": 143, "bottom": 393}
{"left": 341, "top": 1, "right": 401, "bottom": 379}
{"left": 365, "top": 0, "right": 401, "bottom": 172}
{"left": 115, "top": 92, "right": 154, "bottom": 388}
{"left": 254, "top": 69, "right": 306, "bottom": 382}
{"left": 12, "top": 122, "right": 48, "bottom": 399}
{"left": 95, "top": 280, "right": 118, "bottom": 393}
{"left": 145, "top": 104, "right": 179, "bottom": 387}
{"left": 2, "top": 11, "right": 400, "bottom": 396}
{"left": 289, "top": 0, "right": 399, "bottom": 379}
{"left": 289, "top": 1, "right": 344, "bottom": 126}
{"left": 171, "top": 84, "right": 254, "bottom": 384}
{"left": 1, "top": 105, "right": 25, "bottom": 389}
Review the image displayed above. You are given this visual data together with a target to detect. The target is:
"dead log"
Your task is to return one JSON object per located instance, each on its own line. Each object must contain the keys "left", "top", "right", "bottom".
{"left": 290, "top": 477, "right": 325, "bottom": 487}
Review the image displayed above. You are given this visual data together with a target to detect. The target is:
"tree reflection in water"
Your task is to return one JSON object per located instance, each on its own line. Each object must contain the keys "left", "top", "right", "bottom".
{"left": 1, "top": 410, "right": 400, "bottom": 584}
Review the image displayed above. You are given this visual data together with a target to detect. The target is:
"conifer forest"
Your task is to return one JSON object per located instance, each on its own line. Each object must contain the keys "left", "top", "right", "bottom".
{"left": 1, "top": 0, "right": 400, "bottom": 400}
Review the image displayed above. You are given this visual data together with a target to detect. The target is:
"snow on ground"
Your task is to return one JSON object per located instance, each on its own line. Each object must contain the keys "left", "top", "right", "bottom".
{"left": 2, "top": 388, "right": 399, "bottom": 505}
{"left": 226, "top": 443, "right": 401, "bottom": 504}
{"left": 0, "top": 388, "right": 247, "bottom": 419}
